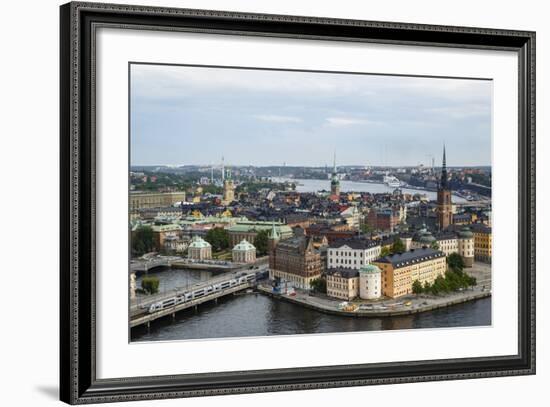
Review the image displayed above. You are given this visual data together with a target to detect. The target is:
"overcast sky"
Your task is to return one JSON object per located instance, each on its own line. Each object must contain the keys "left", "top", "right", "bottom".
{"left": 130, "top": 64, "right": 492, "bottom": 167}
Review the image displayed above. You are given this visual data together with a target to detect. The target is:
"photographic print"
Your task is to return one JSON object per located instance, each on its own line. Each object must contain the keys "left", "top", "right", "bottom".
{"left": 128, "top": 63, "right": 493, "bottom": 342}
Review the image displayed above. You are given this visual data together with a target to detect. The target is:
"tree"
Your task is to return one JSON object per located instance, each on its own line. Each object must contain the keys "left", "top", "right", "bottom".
{"left": 141, "top": 276, "right": 160, "bottom": 295}
{"left": 412, "top": 280, "right": 423, "bottom": 294}
{"left": 447, "top": 252, "right": 465, "bottom": 272}
{"left": 380, "top": 246, "right": 391, "bottom": 257}
{"left": 430, "top": 241, "right": 440, "bottom": 250}
{"left": 254, "top": 230, "right": 269, "bottom": 256}
{"left": 131, "top": 226, "right": 155, "bottom": 256}
{"left": 310, "top": 277, "right": 327, "bottom": 294}
{"left": 205, "top": 227, "right": 230, "bottom": 252}
{"left": 391, "top": 237, "right": 406, "bottom": 254}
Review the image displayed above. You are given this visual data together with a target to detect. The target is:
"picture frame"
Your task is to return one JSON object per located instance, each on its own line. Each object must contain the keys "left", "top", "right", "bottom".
{"left": 60, "top": 1, "right": 536, "bottom": 404}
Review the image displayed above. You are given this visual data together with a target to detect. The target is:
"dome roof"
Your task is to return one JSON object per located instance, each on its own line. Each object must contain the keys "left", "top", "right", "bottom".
{"left": 233, "top": 239, "right": 256, "bottom": 252}
{"left": 359, "top": 264, "right": 381, "bottom": 274}
{"left": 459, "top": 227, "right": 474, "bottom": 238}
{"left": 188, "top": 236, "right": 211, "bottom": 249}
{"left": 418, "top": 232, "right": 436, "bottom": 244}
{"left": 414, "top": 225, "right": 436, "bottom": 244}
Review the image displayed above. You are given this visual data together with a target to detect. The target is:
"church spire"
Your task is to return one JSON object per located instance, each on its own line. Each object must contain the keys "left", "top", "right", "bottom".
{"left": 440, "top": 145, "right": 448, "bottom": 189}
{"left": 269, "top": 221, "right": 280, "bottom": 240}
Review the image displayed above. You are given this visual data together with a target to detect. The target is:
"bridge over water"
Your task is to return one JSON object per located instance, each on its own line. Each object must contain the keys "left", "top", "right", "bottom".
{"left": 130, "top": 271, "right": 257, "bottom": 328}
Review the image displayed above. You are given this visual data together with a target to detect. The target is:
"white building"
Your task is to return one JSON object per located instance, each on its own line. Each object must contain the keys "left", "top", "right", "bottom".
{"left": 232, "top": 239, "right": 257, "bottom": 263}
{"left": 359, "top": 264, "right": 382, "bottom": 300}
{"left": 340, "top": 206, "right": 361, "bottom": 229}
{"left": 457, "top": 227, "right": 475, "bottom": 267}
{"left": 435, "top": 232, "right": 459, "bottom": 256}
{"left": 187, "top": 235, "right": 212, "bottom": 260}
{"left": 327, "top": 239, "right": 381, "bottom": 270}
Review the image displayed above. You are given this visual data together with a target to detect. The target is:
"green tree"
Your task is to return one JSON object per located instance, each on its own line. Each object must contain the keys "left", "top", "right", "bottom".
{"left": 447, "top": 252, "right": 465, "bottom": 272}
{"left": 430, "top": 241, "right": 440, "bottom": 250}
{"left": 391, "top": 237, "right": 406, "bottom": 254}
{"left": 254, "top": 230, "right": 269, "bottom": 256}
{"left": 131, "top": 226, "right": 155, "bottom": 256}
{"left": 466, "top": 274, "right": 477, "bottom": 287}
{"left": 412, "top": 280, "right": 423, "bottom": 294}
{"left": 141, "top": 276, "right": 160, "bottom": 295}
{"left": 205, "top": 227, "right": 230, "bottom": 252}
{"left": 380, "top": 246, "right": 391, "bottom": 257}
{"left": 310, "top": 277, "right": 327, "bottom": 294}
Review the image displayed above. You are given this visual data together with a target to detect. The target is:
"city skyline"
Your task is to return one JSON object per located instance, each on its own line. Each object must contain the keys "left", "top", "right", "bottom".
{"left": 131, "top": 64, "right": 492, "bottom": 167}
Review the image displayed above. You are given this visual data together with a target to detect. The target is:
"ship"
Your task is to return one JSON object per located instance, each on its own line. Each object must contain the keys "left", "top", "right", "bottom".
{"left": 383, "top": 175, "right": 401, "bottom": 188}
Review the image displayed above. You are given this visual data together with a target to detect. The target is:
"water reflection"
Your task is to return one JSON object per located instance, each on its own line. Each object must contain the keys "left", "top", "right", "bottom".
{"left": 131, "top": 292, "right": 491, "bottom": 342}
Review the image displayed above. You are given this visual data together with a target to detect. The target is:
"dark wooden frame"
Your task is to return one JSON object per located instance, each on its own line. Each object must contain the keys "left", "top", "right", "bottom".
{"left": 60, "top": 1, "right": 536, "bottom": 404}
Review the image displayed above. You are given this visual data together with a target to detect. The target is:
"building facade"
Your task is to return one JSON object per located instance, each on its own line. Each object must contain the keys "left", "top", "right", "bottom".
{"left": 163, "top": 235, "right": 187, "bottom": 254}
{"left": 228, "top": 220, "right": 293, "bottom": 246}
{"left": 326, "top": 268, "right": 359, "bottom": 300}
{"left": 187, "top": 236, "right": 212, "bottom": 260}
{"left": 411, "top": 225, "right": 474, "bottom": 267}
{"left": 457, "top": 227, "right": 475, "bottom": 267}
{"left": 359, "top": 264, "right": 382, "bottom": 300}
{"left": 232, "top": 239, "right": 257, "bottom": 263}
{"left": 471, "top": 223, "right": 492, "bottom": 263}
{"left": 129, "top": 191, "right": 186, "bottom": 211}
{"left": 366, "top": 207, "right": 401, "bottom": 232}
{"left": 435, "top": 232, "right": 459, "bottom": 256}
{"left": 222, "top": 170, "right": 235, "bottom": 205}
{"left": 340, "top": 206, "right": 361, "bottom": 229}
{"left": 373, "top": 248, "right": 446, "bottom": 298}
{"left": 150, "top": 223, "right": 182, "bottom": 252}
{"left": 327, "top": 238, "right": 381, "bottom": 270}
{"left": 268, "top": 235, "right": 323, "bottom": 290}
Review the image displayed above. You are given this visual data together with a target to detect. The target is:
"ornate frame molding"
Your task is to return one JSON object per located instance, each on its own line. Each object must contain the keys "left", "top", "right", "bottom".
{"left": 60, "top": 2, "right": 535, "bottom": 404}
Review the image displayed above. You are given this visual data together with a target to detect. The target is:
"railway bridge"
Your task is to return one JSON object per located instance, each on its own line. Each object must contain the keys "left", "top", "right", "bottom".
{"left": 130, "top": 272, "right": 256, "bottom": 328}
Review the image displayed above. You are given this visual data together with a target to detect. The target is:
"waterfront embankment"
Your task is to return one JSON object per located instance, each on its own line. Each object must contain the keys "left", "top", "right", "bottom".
{"left": 256, "top": 285, "right": 491, "bottom": 318}
{"left": 256, "top": 260, "right": 492, "bottom": 318}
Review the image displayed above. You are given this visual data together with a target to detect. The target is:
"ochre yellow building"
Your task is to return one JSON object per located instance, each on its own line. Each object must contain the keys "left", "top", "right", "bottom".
{"left": 373, "top": 248, "right": 446, "bottom": 298}
{"left": 471, "top": 224, "right": 492, "bottom": 263}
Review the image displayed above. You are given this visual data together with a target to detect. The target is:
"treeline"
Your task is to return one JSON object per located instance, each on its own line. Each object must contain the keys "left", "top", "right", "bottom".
{"left": 412, "top": 253, "right": 477, "bottom": 295}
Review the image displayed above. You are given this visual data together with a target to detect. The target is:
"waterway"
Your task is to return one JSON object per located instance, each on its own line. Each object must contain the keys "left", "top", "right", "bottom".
{"left": 131, "top": 269, "right": 491, "bottom": 342}
{"left": 270, "top": 177, "right": 467, "bottom": 203}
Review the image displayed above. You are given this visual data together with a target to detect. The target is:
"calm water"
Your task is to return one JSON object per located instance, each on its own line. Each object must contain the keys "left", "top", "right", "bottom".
{"left": 271, "top": 177, "right": 467, "bottom": 203}
{"left": 131, "top": 269, "right": 491, "bottom": 342}
{"left": 136, "top": 267, "right": 214, "bottom": 296}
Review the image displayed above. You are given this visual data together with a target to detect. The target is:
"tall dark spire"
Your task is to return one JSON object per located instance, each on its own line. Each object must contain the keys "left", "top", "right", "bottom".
{"left": 440, "top": 145, "right": 448, "bottom": 188}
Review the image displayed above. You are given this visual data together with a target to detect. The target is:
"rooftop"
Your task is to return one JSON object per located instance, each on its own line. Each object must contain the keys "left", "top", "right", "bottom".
{"left": 329, "top": 238, "right": 380, "bottom": 250}
{"left": 375, "top": 248, "right": 444, "bottom": 268}
{"left": 232, "top": 239, "right": 256, "bottom": 252}
{"left": 326, "top": 268, "right": 359, "bottom": 279}
{"left": 188, "top": 236, "right": 211, "bottom": 249}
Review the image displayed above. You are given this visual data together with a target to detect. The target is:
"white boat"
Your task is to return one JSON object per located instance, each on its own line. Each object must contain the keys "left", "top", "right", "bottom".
{"left": 383, "top": 175, "right": 401, "bottom": 187}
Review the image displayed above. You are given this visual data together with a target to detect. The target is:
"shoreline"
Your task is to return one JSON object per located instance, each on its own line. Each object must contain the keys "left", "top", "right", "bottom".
{"left": 256, "top": 285, "right": 491, "bottom": 318}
